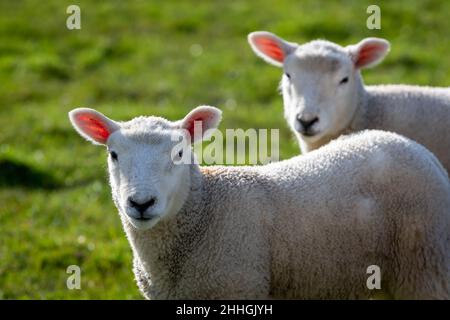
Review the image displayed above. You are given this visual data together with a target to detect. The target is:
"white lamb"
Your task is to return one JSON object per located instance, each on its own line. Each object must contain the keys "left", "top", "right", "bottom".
{"left": 248, "top": 31, "right": 450, "bottom": 172}
{"left": 68, "top": 106, "right": 450, "bottom": 299}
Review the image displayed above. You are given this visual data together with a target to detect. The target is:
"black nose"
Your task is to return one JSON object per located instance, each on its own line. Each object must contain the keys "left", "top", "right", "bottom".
{"left": 297, "top": 116, "right": 319, "bottom": 131}
{"left": 128, "top": 197, "right": 156, "bottom": 214}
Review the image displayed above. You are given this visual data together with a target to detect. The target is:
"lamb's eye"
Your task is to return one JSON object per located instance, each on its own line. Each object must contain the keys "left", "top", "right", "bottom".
{"left": 339, "top": 77, "right": 349, "bottom": 85}
{"left": 285, "top": 72, "right": 291, "bottom": 80}
{"left": 178, "top": 150, "right": 183, "bottom": 158}
{"left": 110, "top": 151, "right": 118, "bottom": 161}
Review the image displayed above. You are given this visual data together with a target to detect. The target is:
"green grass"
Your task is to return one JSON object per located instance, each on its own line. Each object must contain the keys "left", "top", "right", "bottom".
{"left": 0, "top": 0, "right": 449, "bottom": 299}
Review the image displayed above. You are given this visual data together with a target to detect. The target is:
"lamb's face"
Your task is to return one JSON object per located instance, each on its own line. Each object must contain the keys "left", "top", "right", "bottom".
{"left": 69, "top": 106, "right": 222, "bottom": 231}
{"left": 248, "top": 32, "right": 390, "bottom": 148}
{"left": 106, "top": 118, "right": 192, "bottom": 230}
{"left": 282, "top": 42, "right": 359, "bottom": 143}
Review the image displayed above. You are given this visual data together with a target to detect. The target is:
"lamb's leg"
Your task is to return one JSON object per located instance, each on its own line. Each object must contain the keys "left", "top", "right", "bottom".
{"left": 132, "top": 256, "right": 152, "bottom": 299}
{"left": 389, "top": 244, "right": 450, "bottom": 299}
{"left": 391, "top": 274, "right": 450, "bottom": 300}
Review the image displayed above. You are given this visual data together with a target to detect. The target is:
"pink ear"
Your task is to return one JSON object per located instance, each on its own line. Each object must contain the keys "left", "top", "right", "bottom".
{"left": 349, "top": 38, "right": 390, "bottom": 69}
{"left": 253, "top": 36, "right": 285, "bottom": 62}
{"left": 181, "top": 106, "right": 222, "bottom": 143}
{"left": 248, "top": 31, "right": 297, "bottom": 67}
{"left": 69, "top": 108, "right": 119, "bottom": 145}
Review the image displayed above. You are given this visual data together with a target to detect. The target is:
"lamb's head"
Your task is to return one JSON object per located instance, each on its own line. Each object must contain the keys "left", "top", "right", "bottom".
{"left": 248, "top": 31, "right": 390, "bottom": 146}
{"left": 68, "top": 106, "right": 222, "bottom": 230}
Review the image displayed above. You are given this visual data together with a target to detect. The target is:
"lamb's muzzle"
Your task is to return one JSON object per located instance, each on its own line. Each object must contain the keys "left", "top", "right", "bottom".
{"left": 128, "top": 197, "right": 157, "bottom": 216}
{"left": 295, "top": 115, "right": 319, "bottom": 136}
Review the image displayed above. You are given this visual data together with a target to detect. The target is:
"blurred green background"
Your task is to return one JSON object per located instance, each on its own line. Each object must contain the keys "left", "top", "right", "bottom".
{"left": 0, "top": 0, "right": 449, "bottom": 299}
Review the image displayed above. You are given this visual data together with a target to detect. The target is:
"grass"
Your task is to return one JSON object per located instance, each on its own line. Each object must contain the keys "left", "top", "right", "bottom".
{"left": 0, "top": 0, "right": 449, "bottom": 299}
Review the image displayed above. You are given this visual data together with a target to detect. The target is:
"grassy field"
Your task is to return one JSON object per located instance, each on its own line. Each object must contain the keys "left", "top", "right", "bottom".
{"left": 0, "top": 0, "right": 449, "bottom": 299}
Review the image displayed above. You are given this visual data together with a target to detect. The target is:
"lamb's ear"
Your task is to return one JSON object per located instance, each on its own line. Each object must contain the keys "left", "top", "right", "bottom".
{"left": 179, "top": 106, "right": 222, "bottom": 144}
{"left": 346, "top": 38, "right": 390, "bottom": 69}
{"left": 248, "top": 31, "right": 298, "bottom": 67}
{"left": 68, "top": 108, "right": 120, "bottom": 145}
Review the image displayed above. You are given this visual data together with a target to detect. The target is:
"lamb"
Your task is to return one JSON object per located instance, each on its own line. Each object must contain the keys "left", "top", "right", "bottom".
{"left": 247, "top": 31, "right": 450, "bottom": 173}
{"left": 68, "top": 106, "right": 450, "bottom": 299}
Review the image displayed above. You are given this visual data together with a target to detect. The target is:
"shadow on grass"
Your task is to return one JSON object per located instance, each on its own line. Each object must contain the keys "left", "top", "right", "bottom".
{"left": 0, "top": 158, "right": 61, "bottom": 190}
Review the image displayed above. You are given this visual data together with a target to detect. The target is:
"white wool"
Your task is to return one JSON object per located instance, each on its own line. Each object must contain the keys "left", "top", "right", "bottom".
{"left": 69, "top": 107, "right": 450, "bottom": 299}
